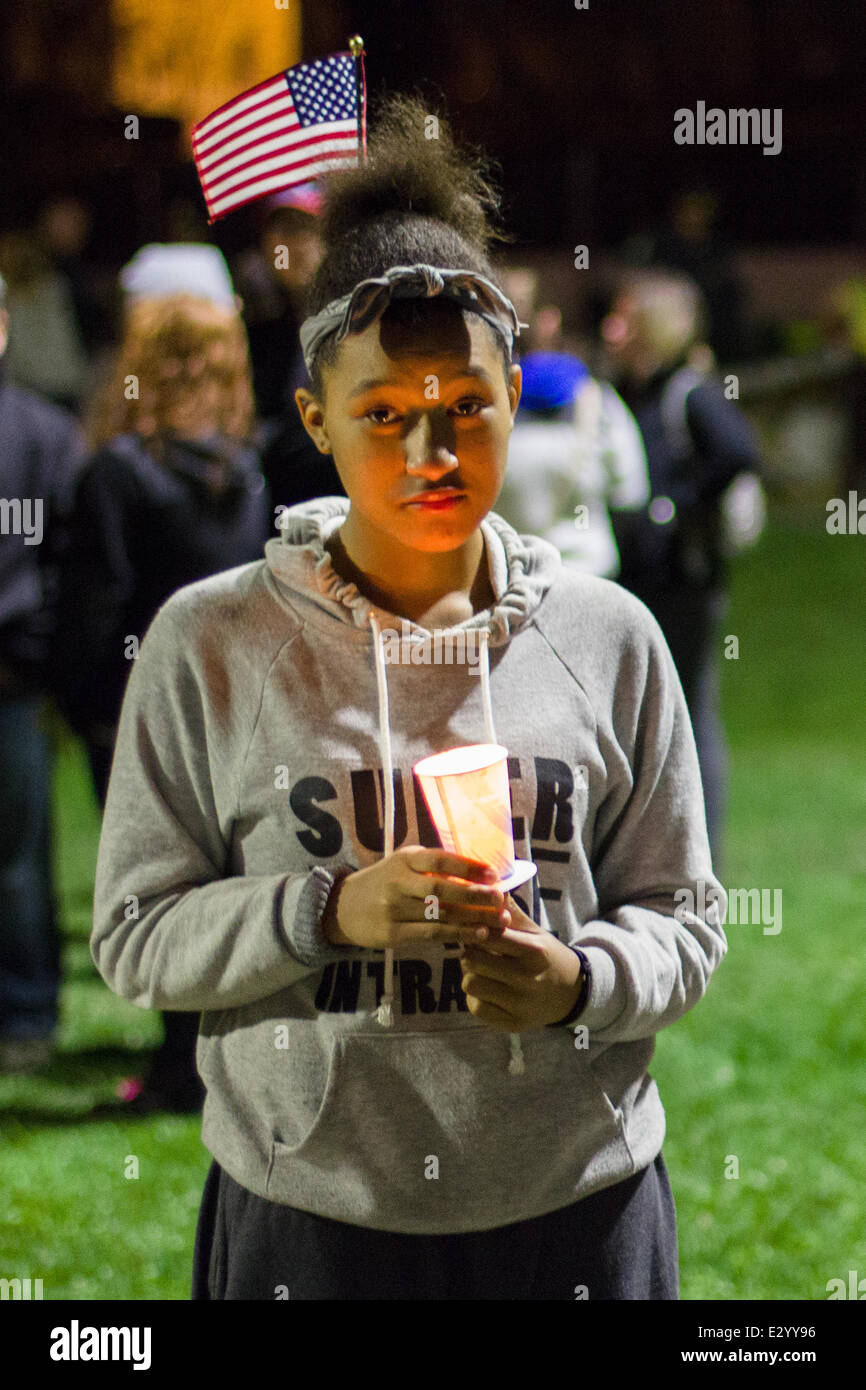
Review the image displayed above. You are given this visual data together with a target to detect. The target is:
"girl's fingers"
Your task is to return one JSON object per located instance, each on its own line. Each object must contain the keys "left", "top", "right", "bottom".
{"left": 392, "top": 921, "right": 498, "bottom": 948}
{"left": 404, "top": 848, "right": 499, "bottom": 884}
{"left": 460, "top": 946, "right": 535, "bottom": 985}
{"left": 460, "top": 928, "right": 548, "bottom": 962}
{"left": 400, "top": 872, "right": 506, "bottom": 910}
{"left": 461, "top": 974, "right": 521, "bottom": 1015}
{"left": 401, "top": 895, "right": 509, "bottom": 928}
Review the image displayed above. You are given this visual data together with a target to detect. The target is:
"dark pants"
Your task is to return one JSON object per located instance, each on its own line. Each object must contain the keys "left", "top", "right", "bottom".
{"left": 192, "top": 1153, "right": 679, "bottom": 1301}
{"left": 0, "top": 697, "right": 61, "bottom": 1040}
{"left": 639, "top": 586, "right": 728, "bottom": 874}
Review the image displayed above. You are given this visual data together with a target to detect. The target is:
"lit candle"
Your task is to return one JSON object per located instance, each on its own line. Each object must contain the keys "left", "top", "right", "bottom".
{"left": 413, "top": 744, "right": 537, "bottom": 891}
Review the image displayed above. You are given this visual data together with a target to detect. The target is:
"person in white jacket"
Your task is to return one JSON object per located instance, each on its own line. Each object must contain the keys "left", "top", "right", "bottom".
{"left": 495, "top": 349, "right": 650, "bottom": 576}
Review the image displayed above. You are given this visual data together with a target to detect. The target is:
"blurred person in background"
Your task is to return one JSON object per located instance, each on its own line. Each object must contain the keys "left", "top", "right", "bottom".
{"left": 501, "top": 265, "right": 569, "bottom": 354}
{"left": 822, "top": 274, "right": 866, "bottom": 492}
{"left": 495, "top": 350, "right": 650, "bottom": 576}
{"left": 0, "top": 271, "right": 88, "bottom": 1074}
{"left": 0, "top": 230, "right": 91, "bottom": 414}
{"left": 233, "top": 186, "right": 345, "bottom": 507}
{"left": 54, "top": 244, "right": 270, "bottom": 1113}
{"left": 164, "top": 195, "right": 213, "bottom": 247}
{"left": 495, "top": 266, "right": 650, "bottom": 576}
{"left": 621, "top": 188, "right": 750, "bottom": 365}
{"left": 600, "top": 269, "right": 766, "bottom": 871}
{"left": 35, "top": 195, "right": 115, "bottom": 362}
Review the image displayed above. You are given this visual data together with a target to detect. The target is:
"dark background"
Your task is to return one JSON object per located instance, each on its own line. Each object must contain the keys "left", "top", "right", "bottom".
{"left": 2, "top": 0, "right": 863, "bottom": 259}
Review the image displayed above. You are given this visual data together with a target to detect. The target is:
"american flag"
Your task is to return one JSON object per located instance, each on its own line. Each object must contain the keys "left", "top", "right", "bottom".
{"left": 192, "top": 52, "right": 364, "bottom": 224}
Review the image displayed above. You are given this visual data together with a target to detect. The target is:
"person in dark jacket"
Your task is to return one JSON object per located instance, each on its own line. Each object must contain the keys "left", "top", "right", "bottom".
{"left": 55, "top": 246, "right": 270, "bottom": 1111}
{"left": 233, "top": 187, "right": 346, "bottom": 508}
{"left": 0, "top": 271, "right": 88, "bottom": 1073}
{"left": 601, "top": 270, "right": 764, "bottom": 873}
{"left": 620, "top": 188, "right": 750, "bottom": 365}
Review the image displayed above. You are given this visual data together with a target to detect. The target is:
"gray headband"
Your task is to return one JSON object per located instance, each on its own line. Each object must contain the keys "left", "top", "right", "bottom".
{"left": 299, "top": 263, "right": 526, "bottom": 376}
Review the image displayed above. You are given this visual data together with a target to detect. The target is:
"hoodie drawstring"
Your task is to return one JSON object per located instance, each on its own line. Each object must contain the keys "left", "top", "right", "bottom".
{"left": 478, "top": 630, "right": 525, "bottom": 1075}
{"left": 478, "top": 626, "right": 497, "bottom": 745}
{"left": 367, "top": 615, "right": 525, "bottom": 1076}
{"left": 369, "top": 613, "right": 396, "bottom": 1027}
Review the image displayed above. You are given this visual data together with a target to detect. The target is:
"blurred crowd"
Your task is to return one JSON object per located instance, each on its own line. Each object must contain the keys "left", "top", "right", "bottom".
{"left": 1, "top": 177, "right": 858, "bottom": 1109}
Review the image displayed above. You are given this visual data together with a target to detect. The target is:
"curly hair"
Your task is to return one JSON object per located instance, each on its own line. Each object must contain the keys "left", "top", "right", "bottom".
{"left": 84, "top": 292, "right": 256, "bottom": 451}
{"left": 303, "top": 92, "right": 513, "bottom": 398}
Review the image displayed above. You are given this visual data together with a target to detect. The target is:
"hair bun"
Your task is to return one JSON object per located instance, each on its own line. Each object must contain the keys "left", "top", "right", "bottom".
{"left": 320, "top": 93, "right": 502, "bottom": 254}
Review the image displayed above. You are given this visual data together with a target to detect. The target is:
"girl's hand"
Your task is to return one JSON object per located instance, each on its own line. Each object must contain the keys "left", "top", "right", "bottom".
{"left": 323, "top": 846, "right": 512, "bottom": 952}
{"left": 458, "top": 893, "right": 583, "bottom": 1031}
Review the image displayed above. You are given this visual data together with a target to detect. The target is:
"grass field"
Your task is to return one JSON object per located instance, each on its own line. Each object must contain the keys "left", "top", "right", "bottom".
{"left": 1, "top": 509, "right": 864, "bottom": 1300}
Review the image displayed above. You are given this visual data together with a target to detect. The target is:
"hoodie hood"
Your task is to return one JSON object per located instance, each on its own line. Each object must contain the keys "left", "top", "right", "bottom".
{"left": 153, "top": 430, "right": 261, "bottom": 503}
{"left": 264, "top": 495, "right": 562, "bottom": 644}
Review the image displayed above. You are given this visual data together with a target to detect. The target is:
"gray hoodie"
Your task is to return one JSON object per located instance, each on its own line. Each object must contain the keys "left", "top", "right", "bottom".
{"left": 92, "top": 496, "right": 727, "bottom": 1234}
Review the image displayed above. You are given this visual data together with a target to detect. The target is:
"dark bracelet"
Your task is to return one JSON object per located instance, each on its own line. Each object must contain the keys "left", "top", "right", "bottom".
{"left": 547, "top": 946, "right": 592, "bottom": 1027}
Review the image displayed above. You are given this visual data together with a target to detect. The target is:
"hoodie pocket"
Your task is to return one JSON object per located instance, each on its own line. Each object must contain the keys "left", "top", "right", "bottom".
{"left": 264, "top": 1025, "right": 635, "bottom": 1215}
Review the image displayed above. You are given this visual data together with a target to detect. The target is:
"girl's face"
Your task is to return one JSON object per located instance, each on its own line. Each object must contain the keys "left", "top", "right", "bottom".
{"left": 295, "top": 301, "right": 521, "bottom": 554}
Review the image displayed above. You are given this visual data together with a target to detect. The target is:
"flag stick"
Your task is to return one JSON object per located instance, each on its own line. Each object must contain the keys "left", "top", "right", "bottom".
{"left": 348, "top": 35, "right": 368, "bottom": 164}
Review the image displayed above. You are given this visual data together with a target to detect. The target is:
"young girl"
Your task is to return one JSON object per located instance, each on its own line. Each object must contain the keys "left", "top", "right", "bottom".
{"left": 92, "top": 96, "right": 727, "bottom": 1300}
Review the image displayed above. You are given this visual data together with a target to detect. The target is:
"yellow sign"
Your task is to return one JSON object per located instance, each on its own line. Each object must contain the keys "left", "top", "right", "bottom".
{"left": 111, "top": 0, "right": 301, "bottom": 152}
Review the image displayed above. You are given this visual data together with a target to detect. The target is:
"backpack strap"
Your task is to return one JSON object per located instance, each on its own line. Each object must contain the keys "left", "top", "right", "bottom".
{"left": 658, "top": 365, "right": 707, "bottom": 462}
{"left": 659, "top": 365, "right": 767, "bottom": 557}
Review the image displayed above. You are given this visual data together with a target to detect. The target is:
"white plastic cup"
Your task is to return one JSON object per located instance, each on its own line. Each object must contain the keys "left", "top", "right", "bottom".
{"left": 413, "top": 743, "right": 537, "bottom": 891}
